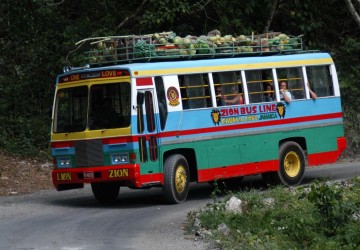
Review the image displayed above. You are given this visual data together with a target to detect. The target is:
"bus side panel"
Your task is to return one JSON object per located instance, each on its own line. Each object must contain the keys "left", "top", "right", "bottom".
{"left": 159, "top": 97, "right": 345, "bottom": 182}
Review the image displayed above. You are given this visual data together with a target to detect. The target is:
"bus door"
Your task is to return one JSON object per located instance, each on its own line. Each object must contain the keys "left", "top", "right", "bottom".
{"left": 136, "top": 89, "right": 160, "bottom": 167}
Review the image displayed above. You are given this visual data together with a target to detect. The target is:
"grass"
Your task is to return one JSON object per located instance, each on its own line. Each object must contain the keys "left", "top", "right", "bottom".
{"left": 186, "top": 178, "right": 360, "bottom": 250}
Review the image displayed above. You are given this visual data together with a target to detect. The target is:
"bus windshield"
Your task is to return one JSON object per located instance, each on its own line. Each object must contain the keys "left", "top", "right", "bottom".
{"left": 53, "top": 82, "right": 131, "bottom": 133}
{"left": 88, "top": 82, "right": 131, "bottom": 130}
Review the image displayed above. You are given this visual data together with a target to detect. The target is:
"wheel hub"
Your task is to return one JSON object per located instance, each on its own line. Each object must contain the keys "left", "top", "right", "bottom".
{"left": 284, "top": 151, "right": 300, "bottom": 177}
{"left": 175, "top": 165, "right": 187, "bottom": 193}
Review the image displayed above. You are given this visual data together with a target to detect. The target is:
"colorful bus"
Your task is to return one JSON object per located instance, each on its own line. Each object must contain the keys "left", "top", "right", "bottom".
{"left": 51, "top": 37, "right": 346, "bottom": 203}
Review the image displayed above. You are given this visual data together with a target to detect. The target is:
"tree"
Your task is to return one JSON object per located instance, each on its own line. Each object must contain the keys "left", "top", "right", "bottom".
{"left": 0, "top": 0, "right": 359, "bottom": 157}
{"left": 263, "top": 0, "right": 278, "bottom": 33}
{"left": 344, "top": 0, "right": 360, "bottom": 28}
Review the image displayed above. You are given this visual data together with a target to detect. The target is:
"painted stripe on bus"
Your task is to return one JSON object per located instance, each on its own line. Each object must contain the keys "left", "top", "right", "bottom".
{"left": 126, "top": 53, "right": 333, "bottom": 76}
{"left": 160, "top": 120, "right": 343, "bottom": 146}
{"left": 135, "top": 58, "right": 333, "bottom": 77}
{"left": 123, "top": 148, "right": 344, "bottom": 184}
{"left": 51, "top": 111, "right": 343, "bottom": 151}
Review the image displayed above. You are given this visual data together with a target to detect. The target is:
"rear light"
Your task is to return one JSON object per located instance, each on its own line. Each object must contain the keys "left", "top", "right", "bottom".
{"left": 129, "top": 153, "right": 137, "bottom": 163}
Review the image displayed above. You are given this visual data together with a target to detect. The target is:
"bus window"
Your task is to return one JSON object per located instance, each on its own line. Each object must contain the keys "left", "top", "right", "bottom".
{"left": 155, "top": 77, "right": 168, "bottom": 130}
{"left": 245, "top": 69, "right": 274, "bottom": 103}
{"left": 137, "top": 92, "right": 145, "bottom": 133}
{"left": 306, "top": 65, "right": 334, "bottom": 97}
{"left": 277, "top": 67, "right": 305, "bottom": 100}
{"left": 179, "top": 74, "right": 211, "bottom": 109}
{"left": 54, "top": 86, "right": 88, "bottom": 133}
{"left": 144, "top": 91, "right": 155, "bottom": 132}
{"left": 213, "top": 71, "right": 243, "bottom": 106}
{"left": 88, "top": 83, "right": 130, "bottom": 130}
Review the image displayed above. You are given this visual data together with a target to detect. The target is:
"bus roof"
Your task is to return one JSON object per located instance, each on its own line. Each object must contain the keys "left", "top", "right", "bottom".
{"left": 58, "top": 52, "right": 333, "bottom": 80}
{"left": 119, "top": 52, "right": 333, "bottom": 77}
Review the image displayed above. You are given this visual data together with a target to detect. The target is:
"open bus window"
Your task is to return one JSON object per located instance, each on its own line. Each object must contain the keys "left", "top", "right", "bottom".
{"left": 277, "top": 67, "right": 305, "bottom": 100}
{"left": 88, "top": 83, "right": 130, "bottom": 130}
{"left": 53, "top": 86, "right": 88, "bottom": 133}
{"left": 137, "top": 92, "right": 145, "bottom": 133}
{"left": 144, "top": 91, "right": 155, "bottom": 132}
{"left": 306, "top": 65, "right": 334, "bottom": 97}
{"left": 155, "top": 77, "right": 168, "bottom": 130}
{"left": 213, "top": 71, "right": 244, "bottom": 106}
{"left": 179, "top": 74, "right": 212, "bottom": 110}
{"left": 245, "top": 69, "right": 274, "bottom": 103}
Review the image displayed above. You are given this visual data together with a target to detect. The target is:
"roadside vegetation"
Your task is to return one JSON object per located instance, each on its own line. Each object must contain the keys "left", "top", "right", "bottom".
{"left": 1, "top": 0, "right": 360, "bottom": 160}
{"left": 186, "top": 178, "right": 360, "bottom": 249}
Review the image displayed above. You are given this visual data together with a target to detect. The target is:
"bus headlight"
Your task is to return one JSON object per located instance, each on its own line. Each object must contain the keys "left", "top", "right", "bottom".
{"left": 56, "top": 157, "right": 72, "bottom": 168}
{"left": 111, "top": 153, "right": 128, "bottom": 164}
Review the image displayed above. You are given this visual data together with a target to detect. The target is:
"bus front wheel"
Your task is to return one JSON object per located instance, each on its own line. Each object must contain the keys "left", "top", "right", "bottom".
{"left": 263, "top": 141, "right": 305, "bottom": 186}
{"left": 163, "top": 154, "right": 190, "bottom": 204}
{"left": 91, "top": 182, "right": 120, "bottom": 203}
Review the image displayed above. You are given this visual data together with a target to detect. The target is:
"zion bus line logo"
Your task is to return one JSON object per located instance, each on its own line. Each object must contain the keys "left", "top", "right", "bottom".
{"left": 276, "top": 102, "right": 286, "bottom": 119}
{"left": 211, "top": 109, "right": 221, "bottom": 125}
{"left": 211, "top": 103, "right": 286, "bottom": 125}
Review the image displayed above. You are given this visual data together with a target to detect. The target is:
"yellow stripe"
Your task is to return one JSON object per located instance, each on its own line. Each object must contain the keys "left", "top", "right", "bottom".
{"left": 140, "top": 138, "right": 144, "bottom": 161}
{"left": 135, "top": 58, "right": 333, "bottom": 77}
{"left": 138, "top": 108, "right": 142, "bottom": 132}
{"left": 51, "top": 127, "right": 131, "bottom": 141}
{"left": 57, "top": 77, "right": 130, "bottom": 88}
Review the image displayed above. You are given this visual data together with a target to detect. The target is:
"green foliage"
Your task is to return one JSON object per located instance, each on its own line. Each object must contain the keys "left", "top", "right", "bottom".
{"left": 192, "top": 180, "right": 360, "bottom": 249}
{"left": 341, "top": 87, "right": 360, "bottom": 158}
{"left": 140, "top": 0, "right": 189, "bottom": 28}
{"left": 0, "top": 0, "right": 359, "bottom": 158}
{"left": 0, "top": 116, "right": 50, "bottom": 159}
{"left": 307, "top": 181, "right": 354, "bottom": 237}
{"left": 339, "top": 38, "right": 360, "bottom": 156}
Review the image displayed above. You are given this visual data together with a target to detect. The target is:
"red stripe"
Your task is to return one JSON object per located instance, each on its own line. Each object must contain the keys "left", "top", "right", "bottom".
{"left": 136, "top": 77, "right": 153, "bottom": 86}
{"left": 52, "top": 164, "right": 163, "bottom": 189}
{"left": 52, "top": 164, "right": 141, "bottom": 189}
{"left": 159, "top": 112, "right": 344, "bottom": 138}
{"left": 137, "top": 173, "right": 163, "bottom": 185}
{"left": 102, "top": 136, "right": 136, "bottom": 144}
{"left": 52, "top": 149, "right": 345, "bottom": 190}
{"left": 308, "top": 137, "right": 347, "bottom": 166}
{"left": 53, "top": 112, "right": 343, "bottom": 146}
{"left": 198, "top": 147, "right": 345, "bottom": 182}
{"left": 51, "top": 141, "right": 75, "bottom": 148}
{"left": 198, "top": 159, "right": 278, "bottom": 182}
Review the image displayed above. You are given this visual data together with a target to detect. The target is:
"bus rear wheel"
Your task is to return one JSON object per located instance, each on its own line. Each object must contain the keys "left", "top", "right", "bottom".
{"left": 263, "top": 141, "right": 305, "bottom": 186}
{"left": 163, "top": 154, "right": 190, "bottom": 204}
{"left": 91, "top": 182, "right": 120, "bottom": 203}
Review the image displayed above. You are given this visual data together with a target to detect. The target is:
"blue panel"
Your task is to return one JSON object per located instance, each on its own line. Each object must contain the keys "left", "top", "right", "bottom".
{"left": 52, "top": 147, "right": 75, "bottom": 156}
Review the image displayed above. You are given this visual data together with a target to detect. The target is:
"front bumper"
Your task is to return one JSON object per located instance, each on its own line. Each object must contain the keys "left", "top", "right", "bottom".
{"left": 52, "top": 163, "right": 141, "bottom": 190}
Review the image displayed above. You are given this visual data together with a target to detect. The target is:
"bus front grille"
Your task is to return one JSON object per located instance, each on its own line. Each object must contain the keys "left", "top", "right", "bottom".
{"left": 75, "top": 140, "right": 104, "bottom": 167}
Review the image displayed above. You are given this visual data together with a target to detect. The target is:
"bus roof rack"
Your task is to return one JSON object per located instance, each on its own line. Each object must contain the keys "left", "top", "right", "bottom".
{"left": 74, "top": 31, "right": 309, "bottom": 67}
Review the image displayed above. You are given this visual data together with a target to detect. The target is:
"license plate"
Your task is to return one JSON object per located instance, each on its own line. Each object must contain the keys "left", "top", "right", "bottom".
{"left": 83, "top": 171, "right": 94, "bottom": 179}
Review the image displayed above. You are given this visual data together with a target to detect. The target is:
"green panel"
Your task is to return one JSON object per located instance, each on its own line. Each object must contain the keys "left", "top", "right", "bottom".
{"left": 207, "top": 144, "right": 240, "bottom": 169}
{"left": 304, "top": 125, "right": 344, "bottom": 154}
{"left": 159, "top": 124, "right": 344, "bottom": 171}
{"left": 139, "top": 161, "right": 161, "bottom": 175}
{"left": 104, "top": 154, "right": 111, "bottom": 166}
{"left": 239, "top": 135, "right": 278, "bottom": 163}
{"left": 71, "top": 156, "right": 77, "bottom": 168}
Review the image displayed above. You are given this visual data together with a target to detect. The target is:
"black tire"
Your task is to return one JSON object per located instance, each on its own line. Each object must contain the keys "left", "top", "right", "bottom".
{"left": 91, "top": 182, "right": 120, "bottom": 203}
{"left": 262, "top": 141, "right": 306, "bottom": 186}
{"left": 163, "top": 154, "right": 190, "bottom": 204}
